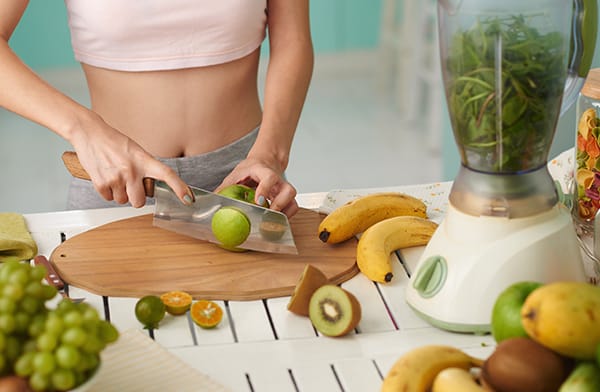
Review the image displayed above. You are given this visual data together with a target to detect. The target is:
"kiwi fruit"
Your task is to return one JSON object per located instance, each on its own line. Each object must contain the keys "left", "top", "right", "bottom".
{"left": 287, "top": 264, "right": 329, "bottom": 316}
{"left": 480, "top": 337, "right": 572, "bottom": 392}
{"left": 308, "top": 284, "right": 361, "bottom": 337}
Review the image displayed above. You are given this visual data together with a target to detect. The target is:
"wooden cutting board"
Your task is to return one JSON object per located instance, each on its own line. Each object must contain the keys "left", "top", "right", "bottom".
{"left": 50, "top": 208, "right": 358, "bottom": 300}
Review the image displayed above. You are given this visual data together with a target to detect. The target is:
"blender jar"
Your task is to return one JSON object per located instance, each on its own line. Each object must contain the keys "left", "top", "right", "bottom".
{"left": 438, "top": 0, "right": 597, "bottom": 218}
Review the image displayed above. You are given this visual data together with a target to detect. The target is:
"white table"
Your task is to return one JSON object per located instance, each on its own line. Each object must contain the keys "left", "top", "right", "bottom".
{"left": 24, "top": 188, "right": 497, "bottom": 392}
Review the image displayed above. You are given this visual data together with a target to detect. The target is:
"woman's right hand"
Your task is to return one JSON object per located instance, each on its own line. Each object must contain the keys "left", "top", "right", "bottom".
{"left": 68, "top": 112, "right": 194, "bottom": 208}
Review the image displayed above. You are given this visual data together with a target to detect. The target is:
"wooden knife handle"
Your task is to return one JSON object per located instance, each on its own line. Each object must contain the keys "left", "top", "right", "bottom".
{"left": 33, "top": 255, "right": 65, "bottom": 290}
{"left": 61, "top": 151, "right": 155, "bottom": 197}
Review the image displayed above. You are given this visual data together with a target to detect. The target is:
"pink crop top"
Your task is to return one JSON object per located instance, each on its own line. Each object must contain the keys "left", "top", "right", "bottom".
{"left": 64, "top": 0, "right": 268, "bottom": 71}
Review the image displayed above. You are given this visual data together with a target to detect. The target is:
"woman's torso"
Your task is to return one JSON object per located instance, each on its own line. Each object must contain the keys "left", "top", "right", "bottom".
{"left": 65, "top": 0, "right": 267, "bottom": 158}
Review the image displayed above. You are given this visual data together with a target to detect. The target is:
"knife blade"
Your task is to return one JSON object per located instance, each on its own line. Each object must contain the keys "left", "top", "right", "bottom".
{"left": 61, "top": 151, "right": 298, "bottom": 254}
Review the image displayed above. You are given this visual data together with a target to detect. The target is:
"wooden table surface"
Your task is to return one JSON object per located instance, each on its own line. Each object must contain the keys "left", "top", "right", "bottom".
{"left": 24, "top": 188, "right": 499, "bottom": 391}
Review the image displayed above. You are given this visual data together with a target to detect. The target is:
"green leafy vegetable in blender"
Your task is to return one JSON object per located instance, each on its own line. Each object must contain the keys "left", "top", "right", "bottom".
{"left": 446, "top": 15, "right": 567, "bottom": 173}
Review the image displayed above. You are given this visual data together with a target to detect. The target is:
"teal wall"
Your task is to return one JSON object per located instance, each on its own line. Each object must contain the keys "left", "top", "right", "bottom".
{"left": 10, "top": 1, "right": 383, "bottom": 69}
{"left": 9, "top": 2, "right": 77, "bottom": 69}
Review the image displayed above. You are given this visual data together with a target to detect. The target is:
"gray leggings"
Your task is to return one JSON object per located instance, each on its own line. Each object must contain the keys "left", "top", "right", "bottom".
{"left": 66, "top": 127, "right": 259, "bottom": 210}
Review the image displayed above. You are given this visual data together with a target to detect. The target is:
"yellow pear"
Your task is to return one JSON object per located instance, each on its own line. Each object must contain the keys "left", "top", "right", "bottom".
{"left": 521, "top": 281, "right": 600, "bottom": 360}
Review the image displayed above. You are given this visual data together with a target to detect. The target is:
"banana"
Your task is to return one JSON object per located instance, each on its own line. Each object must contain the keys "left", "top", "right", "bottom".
{"left": 381, "top": 345, "right": 484, "bottom": 392}
{"left": 318, "top": 192, "right": 427, "bottom": 244}
{"left": 431, "top": 367, "right": 485, "bottom": 392}
{"left": 357, "top": 216, "right": 438, "bottom": 282}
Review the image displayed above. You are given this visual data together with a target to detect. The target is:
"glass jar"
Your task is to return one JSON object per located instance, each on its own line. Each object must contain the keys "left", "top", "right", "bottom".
{"left": 573, "top": 68, "right": 600, "bottom": 278}
{"left": 573, "top": 68, "right": 600, "bottom": 230}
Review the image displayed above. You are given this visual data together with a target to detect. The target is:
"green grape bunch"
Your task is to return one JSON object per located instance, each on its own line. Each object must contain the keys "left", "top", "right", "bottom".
{"left": 0, "top": 260, "right": 119, "bottom": 391}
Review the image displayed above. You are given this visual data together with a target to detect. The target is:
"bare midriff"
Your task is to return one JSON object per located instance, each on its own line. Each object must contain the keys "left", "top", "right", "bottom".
{"left": 81, "top": 49, "right": 263, "bottom": 158}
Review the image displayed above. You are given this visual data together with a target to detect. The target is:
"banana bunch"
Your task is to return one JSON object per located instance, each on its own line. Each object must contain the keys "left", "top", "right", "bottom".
{"left": 381, "top": 345, "right": 484, "bottom": 392}
{"left": 357, "top": 216, "right": 437, "bottom": 282}
{"left": 318, "top": 192, "right": 427, "bottom": 244}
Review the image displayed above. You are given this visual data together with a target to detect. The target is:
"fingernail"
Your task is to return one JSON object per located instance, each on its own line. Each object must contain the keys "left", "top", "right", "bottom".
{"left": 183, "top": 194, "right": 193, "bottom": 205}
{"left": 257, "top": 195, "right": 266, "bottom": 206}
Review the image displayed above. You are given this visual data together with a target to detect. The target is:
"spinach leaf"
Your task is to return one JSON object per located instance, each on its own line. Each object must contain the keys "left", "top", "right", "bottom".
{"left": 446, "top": 15, "right": 567, "bottom": 173}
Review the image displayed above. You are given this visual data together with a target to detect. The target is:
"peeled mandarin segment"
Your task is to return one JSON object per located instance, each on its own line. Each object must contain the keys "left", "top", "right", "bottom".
{"left": 191, "top": 300, "right": 223, "bottom": 329}
{"left": 160, "top": 291, "right": 193, "bottom": 316}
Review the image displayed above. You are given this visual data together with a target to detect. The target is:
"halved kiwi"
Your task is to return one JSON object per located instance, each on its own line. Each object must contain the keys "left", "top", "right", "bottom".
{"left": 308, "top": 285, "right": 361, "bottom": 337}
{"left": 287, "top": 264, "right": 329, "bottom": 316}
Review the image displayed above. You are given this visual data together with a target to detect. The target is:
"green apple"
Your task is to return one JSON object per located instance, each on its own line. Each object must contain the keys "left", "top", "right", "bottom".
{"left": 211, "top": 206, "right": 251, "bottom": 249}
{"left": 218, "top": 184, "right": 269, "bottom": 207}
{"left": 491, "top": 281, "right": 543, "bottom": 343}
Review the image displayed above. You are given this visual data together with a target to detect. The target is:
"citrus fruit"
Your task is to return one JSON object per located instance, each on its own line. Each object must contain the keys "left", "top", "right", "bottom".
{"left": 134, "top": 295, "right": 165, "bottom": 329}
{"left": 211, "top": 206, "right": 251, "bottom": 249}
{"left": 491, "top": 281, "right": 542, "bottom": 343}
{"left": 190, "top": 300, "right": 223, "bottom": 329}
{"left": 160, "top": 291, "right": 193, "bottom": 316}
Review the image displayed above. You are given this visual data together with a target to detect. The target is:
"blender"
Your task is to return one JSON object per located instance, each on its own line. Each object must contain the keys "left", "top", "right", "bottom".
{"left": 405, "top": 0, "right": 598, "bottom": 333}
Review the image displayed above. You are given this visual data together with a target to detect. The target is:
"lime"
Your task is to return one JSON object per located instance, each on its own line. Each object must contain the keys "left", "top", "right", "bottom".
{"left": 134, "top": 295, "right": 165, "bottom": 329}
{"left": 211, "top": 207, "right": 251, "bottom": 249}
{"left": 190, "top": 300, "right": 223, "bottom": 329}
{"left": 160, "top": 291, "right": 193, "bottom": 316}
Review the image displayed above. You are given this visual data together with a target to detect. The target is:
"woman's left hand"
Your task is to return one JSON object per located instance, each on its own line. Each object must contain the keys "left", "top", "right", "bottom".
{"left": 217, "top": 157, "right": 299, "bottom": 218}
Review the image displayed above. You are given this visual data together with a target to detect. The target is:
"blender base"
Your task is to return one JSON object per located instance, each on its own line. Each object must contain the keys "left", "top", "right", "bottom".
{"left": 405, "top": 203, "right": 586, "bottom": 334}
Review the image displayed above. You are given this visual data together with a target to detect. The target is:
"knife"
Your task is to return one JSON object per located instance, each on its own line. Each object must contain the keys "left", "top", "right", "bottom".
{"left": 61, "top": 151, "right": 298, "bottom": 254}
{"left": 33, "top": 255, "right": 84, "bottom": 302}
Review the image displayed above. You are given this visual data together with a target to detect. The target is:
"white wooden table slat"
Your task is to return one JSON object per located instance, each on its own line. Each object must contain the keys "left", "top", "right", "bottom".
{"left": 27, "top": 231, "right": 62, "bottom": 257}
{"left": 265, "top": 296, "right": 317, "bottom": 340}
{"left": 245, "top": 366, "right": 297, "bottom": 392}
{"left": 290, "top": 362, "right": 342, "bottom": 392}
{"left": 152, "top": 312, "right": 195, "bottom": 347}
{"left": 377, "top": 255, "right": 431, "bottom": 330}
{"left": 340, "top": 272, "right": 396, "bottom": 334}
{"left": 333, "top": 357, "right": 383, "bottom": 392}
{"left": 106, "top": 296, "right": 146, "bottom": 333}
{"left": 228, "top": 300, "right": 275, "bottom": 342}
{"left": 68, "top": 286, "right": 104, "bottom": 314}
